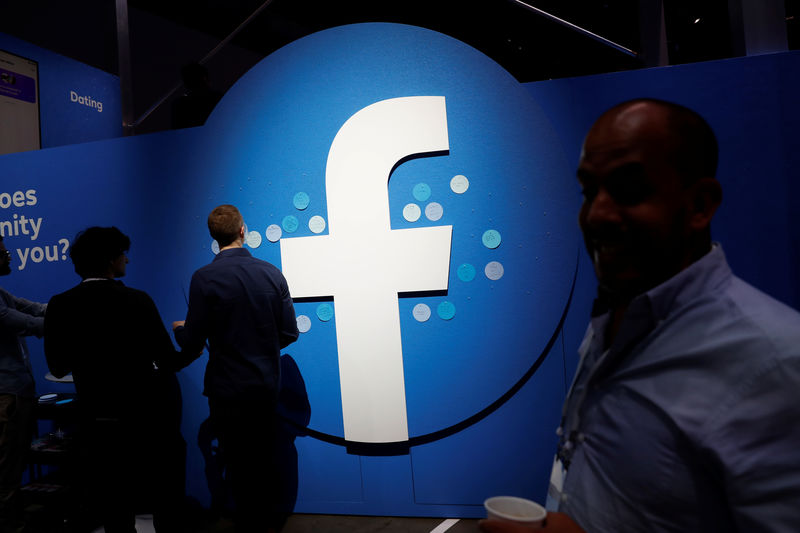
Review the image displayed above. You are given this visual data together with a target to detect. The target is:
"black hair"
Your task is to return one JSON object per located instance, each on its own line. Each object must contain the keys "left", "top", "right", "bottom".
{"left": 69, "top": 226, "right": 130, "bottom": 279}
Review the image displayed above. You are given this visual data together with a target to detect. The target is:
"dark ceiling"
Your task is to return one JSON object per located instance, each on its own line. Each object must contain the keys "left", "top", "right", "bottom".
{"left": 0, "top": 0, "right": 795, "bottom": 133}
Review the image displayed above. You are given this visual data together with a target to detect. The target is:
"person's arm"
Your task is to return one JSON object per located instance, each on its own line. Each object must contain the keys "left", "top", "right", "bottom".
{"left": 173, "top": 273, "right": 209, "bottom": 366}
{"left": 0, "top": 288, "right": 45, "bottom": 337}
{"left": 11, "top": 293, "right": 47, "bottom": 318}
{"left": 43, "top": 294, "right": 71, "bottom": 378}
{"left": 479, "top": 512, "right": 586, "bottom": 532}
{"left": 277, "top": 275, "right": 299, "bottom": 349}
{"left": 714, "top": 356, "right": 800, "bottom": 532}
{"left": 138, "top": 291, "right": 184, "bottom": 372}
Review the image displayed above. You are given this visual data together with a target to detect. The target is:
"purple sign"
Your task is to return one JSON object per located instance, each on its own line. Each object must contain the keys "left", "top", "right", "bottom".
{"left": 0, "top": 67, "right": 36, "bottom": 103}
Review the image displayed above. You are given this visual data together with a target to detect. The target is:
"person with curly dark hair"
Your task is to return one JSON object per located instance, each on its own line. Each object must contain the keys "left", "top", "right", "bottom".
{"left": 44, "top": 226, "right": 185, "bottom": 533}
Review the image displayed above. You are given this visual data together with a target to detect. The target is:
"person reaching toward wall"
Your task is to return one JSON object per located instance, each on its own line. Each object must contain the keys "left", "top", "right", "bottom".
{"left": 173, "top": 204, "right": 299, "bottom": 533}
{"left": 0, "top": 235, "right": 47, "bottom": 533}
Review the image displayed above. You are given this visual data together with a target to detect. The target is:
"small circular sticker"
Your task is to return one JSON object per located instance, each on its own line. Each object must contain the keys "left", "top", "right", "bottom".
{"left": 413, "top": 183, "right": 432, "bottom": 202}
{"left": 437, "top": 301, "right": 456, "bottom": 320}
{"left": 412, "top": 303, "right": 431, "bottom": 322}
{"left": 450, "top": 174, "right": 469, "bottom": 194}
{"left": 293, "top": 192, "right": 310, "bottom": 210}
{"left": 211, "top": 240, "right": 220, "bottom": 255}
{"left": 297, "top": 315, "right": 311, "bottom": 333}
{"left": 309, "top": 215, "right": 326, "bottom": 234}
{"left": 457, "top": 263, "right": 476, "bottom": 282}
{"left": 316, "top": 303, "right": 334, "bottom": 322}
{"left": 485, "top": 261, "right": 505, "bottom": 281}
{"left": 245, "top": 231, "right": 262, "bottom": 248}
{"left": 403, "top": 203, "right": 421, "bottom": 222}
{"left": 425, "top": 202, "right": 443, "bottom": 221}
{"left": 265, "top": 224, "right": 282, "bottom": 242}
{"left": 482, "top": 229, "right": 502, "bottom": 249}
{"left": 282, "top": 215, "right": 299, "bottom": 233}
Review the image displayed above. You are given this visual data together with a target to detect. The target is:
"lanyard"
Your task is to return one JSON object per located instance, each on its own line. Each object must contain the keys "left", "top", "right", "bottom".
{"left": 555, "top": 340, "right": 611, "bottom": 469}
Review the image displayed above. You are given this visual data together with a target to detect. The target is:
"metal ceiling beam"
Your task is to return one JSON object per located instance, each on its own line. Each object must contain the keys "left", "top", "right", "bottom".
{"left": 130, "top": 0, "right": 276, "bottom": 130}
{"left": 115, "top": 0, "right": 134, "bottom": 135}
{"left": 507, "top": 0, "right": 639, "bottom": 58}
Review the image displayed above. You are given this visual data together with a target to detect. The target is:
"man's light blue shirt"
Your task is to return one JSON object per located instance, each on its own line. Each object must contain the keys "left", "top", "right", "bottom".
{"left": 556, "top": 244, "right": 800, "bottom": 532}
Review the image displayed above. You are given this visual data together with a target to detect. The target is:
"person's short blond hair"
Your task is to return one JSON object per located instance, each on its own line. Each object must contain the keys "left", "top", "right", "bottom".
{"left": 207, "top": 204, "right": 243, "bottom": 247}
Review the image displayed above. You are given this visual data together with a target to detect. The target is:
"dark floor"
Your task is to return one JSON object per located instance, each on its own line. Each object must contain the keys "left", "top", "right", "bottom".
{"left": 201, "top": 514, "right": 482, "bottom": 533}
{"left": 24, "top": 503, "right": 483, "bottom": 533}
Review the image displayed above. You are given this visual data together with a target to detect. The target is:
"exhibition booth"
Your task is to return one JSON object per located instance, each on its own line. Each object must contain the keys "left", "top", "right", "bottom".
{"left": 1, "top": 23, "right": 798, "bottom": 518}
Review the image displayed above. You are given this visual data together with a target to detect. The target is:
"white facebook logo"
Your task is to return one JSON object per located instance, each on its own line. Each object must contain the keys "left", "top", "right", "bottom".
{"left": 280, "top": 97, "right": 453, "bottom": 443}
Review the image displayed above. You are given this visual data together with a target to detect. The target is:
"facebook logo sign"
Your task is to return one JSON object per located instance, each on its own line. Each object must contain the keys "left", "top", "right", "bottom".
{"left": 281, "top": 97, "right": 453, "bottom": 443}
{"left": 200, "top": 22, "right": 579, "bottom": 461}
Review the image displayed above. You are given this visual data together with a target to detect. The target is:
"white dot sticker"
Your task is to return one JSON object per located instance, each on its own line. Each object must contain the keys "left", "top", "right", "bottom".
{"left": 485, "top": 261, "right": 505, "bottom": 281}
{"left": 412, "top": 303, "right": 431, "bottom": 322}
{"left": 245, "top": 231, "right": 262, "bottom": 248}
{"left": 211, "top": 240, "right": 220, "bottom": 255}
{"left": 265, "top": 224, "right": 282, "bottom": 243}
{"left": 309, "top": 215, "right": 326, "bottom": 234}
{"left": 297, "top": 315, "right": 311, "bottom": 333}
{"left": 403, "top": 203, "right": 421, "bottom": 222}
{"left": 450, "top": 174, "right": 469, "bottom": 194}
{"left": 425, "top": 202, "right": 443, "bottom": 221}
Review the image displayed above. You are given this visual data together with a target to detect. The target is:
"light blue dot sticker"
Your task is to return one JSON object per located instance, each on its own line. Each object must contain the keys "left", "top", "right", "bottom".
{"left": 211, "top": 240, "right": 220, "bottom": 255}
{"left": 297, "top": 315, "right": 311, "bottom": 333}
{"left": 425, "top": 202, "right": 443, "bottom": 221}
{"left": 437, "top": 301, "right": 456, "bottom": 320}
{"left": 245, "top": 231, "right": 262, "bottom": 249}
{"left": 265, "top": 224, "right": 282, "bottom": 242}
{"left": 403, "top": 203, "right": 421, "bottom": 222}
{"left": 316, "top": 303, "right": 334, "bottom": 322}
{"left": 450, "top": 174, "right": 469, "bottom": 194}
{"left": 308, "top": 215, "right": 326, "bottom": 234}
{"left": 412, "top": 303, "right": 431, "bottom": 322}
{"left": 413, "top": 183, "right": 432, "bottom": 202}
{"left": 482, "top": 229, "right": 502, "bottom": 249}
{"left": 485, "top": 261, "right": 505, "bottom": 280}
{"left": 293, "top": 192, "right": 310, "bottom": 210}
{"left": 457, "top": 263, "right": 476, "bottom": 282}
{"left": 282, "top": 215, "right": 299, "bottom": 233}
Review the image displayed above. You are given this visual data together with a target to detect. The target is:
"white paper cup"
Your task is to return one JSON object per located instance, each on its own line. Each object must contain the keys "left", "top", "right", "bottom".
{"left": 484, "top": 496, "right": 547, "bottom": 528}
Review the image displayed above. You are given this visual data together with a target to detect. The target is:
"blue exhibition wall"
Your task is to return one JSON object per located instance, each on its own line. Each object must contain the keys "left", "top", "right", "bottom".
{"left": 525, "top": 51, "right": 800, "bottom": 316}
{"left": 0, "top": 32, "right": 122, "bottom": 148}
{"left": 0, "top": 24, "right": 797, "bottom": 518}
{"left": 526, "top": 50, "right": 800, "bottom": 388}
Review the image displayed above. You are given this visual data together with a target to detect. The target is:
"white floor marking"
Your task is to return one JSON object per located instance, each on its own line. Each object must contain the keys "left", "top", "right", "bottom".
{"left": 430, "top": 518, "right": 460, "bottom": 533}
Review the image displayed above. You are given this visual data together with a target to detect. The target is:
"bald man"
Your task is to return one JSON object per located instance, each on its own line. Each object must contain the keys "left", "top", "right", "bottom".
{"left": 482, "top": 99, "right": 800, "bottom": 532}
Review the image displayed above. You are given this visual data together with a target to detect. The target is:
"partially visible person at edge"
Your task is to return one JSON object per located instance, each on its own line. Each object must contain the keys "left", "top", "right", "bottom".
{"left": 44, "top": 227, "right": 186, "bottom": 533}
{"left": 173, "top": 205, "right": 299, "bottom": 533}
{"left": 481, "top": 99, "right": 800, "bottom": 532}
{"left": 0, "top": 236, "right": 46, "bottom": 533}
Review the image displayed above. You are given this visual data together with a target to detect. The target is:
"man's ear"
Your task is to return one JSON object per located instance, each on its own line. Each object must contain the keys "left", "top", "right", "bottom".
{"left": 239, "top": 225, "right": 246, "bottom": 239}
{"left": 689, "top": 177, "right": 722, "bottom": 231}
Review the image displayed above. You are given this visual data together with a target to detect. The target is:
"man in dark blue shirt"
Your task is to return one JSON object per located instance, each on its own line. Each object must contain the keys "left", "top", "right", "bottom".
{"left": 173, "top": 204, "right": 298, "bottom": 532}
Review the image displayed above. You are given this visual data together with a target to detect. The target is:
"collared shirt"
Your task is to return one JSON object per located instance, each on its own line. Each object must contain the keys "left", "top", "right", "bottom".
{"left": 556, "top": 245, "right": 800, "bottom": 532}
{"left": 0, "top": 287, "right": 46, "bottom": 397}
{"left": 175, "top": 247, "right": 299, "bottom": 402}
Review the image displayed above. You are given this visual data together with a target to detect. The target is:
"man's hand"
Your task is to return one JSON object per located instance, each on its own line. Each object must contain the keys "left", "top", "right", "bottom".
{"left": 172, "top": 320, "right": 185, "bottom": 330}
{"left": 479, "top": 512, "right": 586, "bottom": 532}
